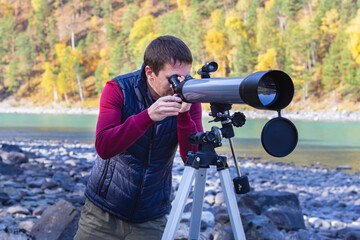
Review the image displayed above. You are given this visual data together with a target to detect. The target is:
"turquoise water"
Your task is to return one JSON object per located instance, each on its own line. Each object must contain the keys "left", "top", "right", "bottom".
{"left": 1, "top": 113, "right": 359, "bottom": 173}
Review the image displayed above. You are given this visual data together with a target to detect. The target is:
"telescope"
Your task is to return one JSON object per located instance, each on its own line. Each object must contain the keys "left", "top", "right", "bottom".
{"left": 169, "top": 69, "right": 293, "bottom": 111}
{"left": 163, "top": 63, "right": 299, "bottom": 240}
{"left": 168, "top": 62, "right": 298, "bottom": 158}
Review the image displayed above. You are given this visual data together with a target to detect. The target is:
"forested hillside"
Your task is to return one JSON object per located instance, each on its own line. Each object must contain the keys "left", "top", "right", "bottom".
{"left": 1, "top": 0, "right": 360, "bottom": 109}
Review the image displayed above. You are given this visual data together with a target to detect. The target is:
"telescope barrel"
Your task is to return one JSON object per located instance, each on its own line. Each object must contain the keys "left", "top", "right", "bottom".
{"left": 175, "top": 70, "right": 294, "bottom": 111}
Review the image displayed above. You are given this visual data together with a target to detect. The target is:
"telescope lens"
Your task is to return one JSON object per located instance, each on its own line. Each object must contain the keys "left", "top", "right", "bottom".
{"left": 258, "top": 76, "right": 278, "bottom": 106}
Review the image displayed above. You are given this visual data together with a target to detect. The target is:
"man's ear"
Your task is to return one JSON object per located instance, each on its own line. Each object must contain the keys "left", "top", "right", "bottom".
{"left": 145, "top": 65, "right": 154, "bottom": 81}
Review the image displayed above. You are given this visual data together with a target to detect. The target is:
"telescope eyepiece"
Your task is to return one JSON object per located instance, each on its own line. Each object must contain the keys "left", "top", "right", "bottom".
{"left": 168, "top": 74, "right": 180, "bottom": 90}
{"left": 197, "top": 62, "right": 219, "bottom": 75}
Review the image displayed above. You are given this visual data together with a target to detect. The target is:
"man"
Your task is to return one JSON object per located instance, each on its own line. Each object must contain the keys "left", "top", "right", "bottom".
{"left": 74, "top": 35, "right": 203, "bottom": 239}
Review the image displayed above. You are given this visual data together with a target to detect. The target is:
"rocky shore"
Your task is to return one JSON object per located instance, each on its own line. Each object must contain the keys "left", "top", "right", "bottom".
{"left": 2, "top": 102, "right": 360, "bottom": 122}
{"left": 0, "top": 138, "right": 360, "bottom": 240}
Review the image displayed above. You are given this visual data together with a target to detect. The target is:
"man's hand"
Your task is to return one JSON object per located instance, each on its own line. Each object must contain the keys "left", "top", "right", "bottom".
{"left": 175, "top": 75, "right": 192, "bottom": 113}
{"left": 148, "top": 96, "right": 182, "bottom": 122}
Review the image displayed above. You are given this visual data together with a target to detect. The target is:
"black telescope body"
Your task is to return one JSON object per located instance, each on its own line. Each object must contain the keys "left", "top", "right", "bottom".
{"left": 174, "top": 70, "right": 294, "bottom": 111}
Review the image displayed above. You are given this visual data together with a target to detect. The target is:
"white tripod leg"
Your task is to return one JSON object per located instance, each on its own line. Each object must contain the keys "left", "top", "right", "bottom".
{"left": 189, "top": 168, "right": 207, "bottom": 240}
{"left": 162, "top": 166, "right": 196, "bottom": 240}
{"left": 218, "top": 169, "right": 247, "bottom": 240}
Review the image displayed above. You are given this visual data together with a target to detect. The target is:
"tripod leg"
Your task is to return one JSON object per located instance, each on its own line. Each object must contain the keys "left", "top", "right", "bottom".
{"left": 162, "top": 166, "right": 196, "bottom": 240}
{"left": 189, "top": 168, "right": 207, "bottom": 239}
{"left": 218, "top": 169, "right": 247, "bottom": 240}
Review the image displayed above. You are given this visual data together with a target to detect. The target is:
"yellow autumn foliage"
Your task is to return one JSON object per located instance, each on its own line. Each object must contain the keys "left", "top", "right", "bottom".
{"left": 204, "top": 29, "right": 225, "bottom": 59}
{"left": 40, "top": 62, "right": 56, "bottom": 96}
{"left": 320, "top": 9, "right": 339, "bottom": 35}
{"left": 347, "top": 9, "right": 360, "bottom": 64}
{"left": 255, "top": 48, "right": 277, "bottom": 71}
{"left": 129, "top": 16, "right": 154, "bottom": 41}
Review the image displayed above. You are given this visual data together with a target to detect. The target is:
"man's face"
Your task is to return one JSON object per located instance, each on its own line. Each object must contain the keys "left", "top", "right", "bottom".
{"left": 146, "top": 61, "right": 191, "bottom": 101}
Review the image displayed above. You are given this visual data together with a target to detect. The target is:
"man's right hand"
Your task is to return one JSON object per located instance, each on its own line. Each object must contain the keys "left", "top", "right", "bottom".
{"left": 148, "top": 96, "right": 183, "bottom": 122}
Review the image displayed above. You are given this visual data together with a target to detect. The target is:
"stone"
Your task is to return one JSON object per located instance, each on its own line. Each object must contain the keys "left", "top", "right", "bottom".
{"left": 336, "top": 227, "right": 360, "bottom": 240}
{"left": 27, "top": 178, "right": 46, "bottom": 188}
{"left": 214, "top": 192, "right": 225, "bottom": 205}
{"left": 204, "top": 194, "right": 215, "bottom": 205}
{"left": 287, "top": 229, "right": 326, "bottom": 240}
{"left": 1, "top": 143, "right": 23, "bottom": 152}
{"left": 7, "top": 206, "right": 30, "bottom": 215}
{"left": 18, "top": 220, "right": 34, "bottom": 232}
{"left": 41, "top": 179, "right": 59, "bottom": 189}
{"left": 211, "top": 223, "right": 235, "bottom": 240}
{"left": 52, "top": 172, "right": 73, "bottom": 192}
{"left": 1, "top": 151, "right": 28, "bottom": 165}
{"left": 0, "top": 192, "right": 10, "bottom": 204}
{"left": 336, "top": 165, "right": 352, "bottom": 171}
{"left": 244, "top": 213, "right": 285, "bottom": 240}
{"left": 0, "top": 161, "right": 23, "bottom": 175}
{"left": 31, "top": 199, "right": 79, "bottom": 240}
{"left": 239, "top": 190, "right": 306, "bottom": 230}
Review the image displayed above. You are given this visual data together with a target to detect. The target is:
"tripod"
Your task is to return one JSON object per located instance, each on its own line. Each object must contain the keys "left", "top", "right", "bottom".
{"left": 162, "top": 104, "right": 250, "bottom": 240}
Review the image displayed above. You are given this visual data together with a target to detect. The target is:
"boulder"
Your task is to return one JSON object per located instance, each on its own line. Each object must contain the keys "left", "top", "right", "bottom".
{"left": 31, "top": 199, "right": 80, "bottom": 240}
{"left": 0, "top": 159, "right": 23, "bottom": 175}
{"left": 0, "top": 192, "right": 10, "bottom": 205}
{"left": 0, "top": 151, "right": 28, "bottom": 165}
{"left": 1, "top": 143, "right": 23, "bottom": 152}
{"left": 336, "top": 228, "right": 360, "bottom": 240}
{"left": 243, "top": 213, "right": 285, "bottom": 240}
{"left": 238, "top": 190, "right": 306, "bottom": 231}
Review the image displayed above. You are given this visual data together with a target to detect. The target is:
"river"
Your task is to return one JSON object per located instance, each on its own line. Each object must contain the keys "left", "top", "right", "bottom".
{"left": 1, "top": 113, "right": 359, "bottom": 173}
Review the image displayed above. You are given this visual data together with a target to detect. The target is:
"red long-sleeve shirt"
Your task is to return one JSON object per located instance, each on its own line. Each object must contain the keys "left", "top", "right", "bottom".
{"left": 95, "top": 80, "right": 203, "bottom": 162}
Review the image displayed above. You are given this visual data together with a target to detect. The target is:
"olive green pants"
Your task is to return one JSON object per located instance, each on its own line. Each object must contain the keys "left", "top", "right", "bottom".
{"left": 74, "top": 199, "right": 167, "bottom": 240}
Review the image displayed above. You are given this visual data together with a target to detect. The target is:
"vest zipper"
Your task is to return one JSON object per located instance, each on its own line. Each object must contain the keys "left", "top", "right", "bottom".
{"left": 147, "top": 123, "right": 156, "bottom": 165}
{"left": 130, "top": 123, "right": 156, "bottom": 221}
{"left": 98, "top": 159, "right": 110, "bottom": 195}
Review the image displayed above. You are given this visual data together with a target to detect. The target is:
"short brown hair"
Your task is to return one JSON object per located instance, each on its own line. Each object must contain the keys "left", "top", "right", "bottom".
{"left": 144, "top": 35, "right": 193, "bottom": 75}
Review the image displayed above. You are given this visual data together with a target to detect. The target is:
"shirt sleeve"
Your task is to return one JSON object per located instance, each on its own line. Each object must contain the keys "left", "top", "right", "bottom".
{"left": 177, "top": 103, "right": 203, "bottom": 162}
{"left": 95, "top": 80, "right": 155, "bottom": 159}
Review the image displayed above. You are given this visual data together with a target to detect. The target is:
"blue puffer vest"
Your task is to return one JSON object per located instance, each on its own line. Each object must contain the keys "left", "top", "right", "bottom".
{"left": 85, "top": 66, "right": 178, "bottom": 223}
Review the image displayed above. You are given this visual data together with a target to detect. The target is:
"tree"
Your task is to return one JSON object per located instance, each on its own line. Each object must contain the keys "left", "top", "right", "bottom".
{"left": 109, "top": 37, "right": 125, "bottom": 79}
{"left": 41, "top": 62, "right": 58, "bottom": 101}
{"left": 5, "top": 59, "right": 19, "bottom": 92}
{"left": 347, "top": 9, "right": 360, "bottom": 65}
{"left": 15, "top": 32, "right": 36, "bottom": 90}
{"left": 158, "top": 10, "right": 186, "bottom": 37}
{"left": 129, "top": 15, "right": 158, "bottom": 68}
{"left": 255, "top": 48, "right": 277, "bottom": 71}
{"left": 95, "top": 64, "right": 109, "bottom": 95}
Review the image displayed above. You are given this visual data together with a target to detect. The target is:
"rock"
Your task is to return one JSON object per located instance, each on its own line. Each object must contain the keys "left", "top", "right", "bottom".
{"left": 211, "top": 223, "right": 235, "bottom": 240}
{"left": 336, "top": 165, "right": 352, "bottom": 171}
{"left": 1, "top": 144, "right": 23, "bottom": 152}
{"left": 31, "top": 199, "right": 80, "bottom": 240}
{"left": 7, "top": 206, "right": 30, "bottom": 215}
{"left": 239, "top": 190, "right": 306, "bottom": 230}
{"left": 244, "top": 213, "right": 284, "bottom": 240}
{"left": 287, "top": 229, "right": 327, "bottom": 240}
{"left": 0, "top": 151, "right": 28, "bottom": 165}
{"left": 0, "top": 161, "right": 23, "bottom": 175}
{"left": 18, "top": 220, "right": 34, "bottom": 232}
{"left": 214, "top": 192, "right": 225, "bottom": 205}
{"left": 204, "top": 194, "right": 215, "bottom": 205}
{"left": 27, "top": 178, "right": 46, "bottom": 188}
{"left": 264, "top": 207, "right": 295, "bottom": 230}
{"left": 336, "top": 228, "right": 360, "bottom": 240}
{"left": 42, "top": 179, "right": 59, "bottom": 189}
{"left": 52, "top": 172, "right": 73, "bottom": 191}
{"left": 0, "top": 192, "right": 10, "bottom": 204}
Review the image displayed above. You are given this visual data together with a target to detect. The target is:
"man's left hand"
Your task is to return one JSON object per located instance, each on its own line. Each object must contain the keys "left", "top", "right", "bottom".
{"left": 174, "top": 75, "right": 191, "bottom": 113}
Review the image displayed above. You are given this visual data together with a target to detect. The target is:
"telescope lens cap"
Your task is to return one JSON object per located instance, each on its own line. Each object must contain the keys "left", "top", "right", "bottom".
{"left": 261, "top": 117, "right": 298, "bottom": 157}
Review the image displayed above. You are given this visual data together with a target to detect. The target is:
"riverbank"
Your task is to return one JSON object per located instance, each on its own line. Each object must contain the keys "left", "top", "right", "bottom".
{"left": 0, "top": 138, "right": 359, "bottom": 239}
{"left": 2, "top": 103, "right": 360, "bottom": 122}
